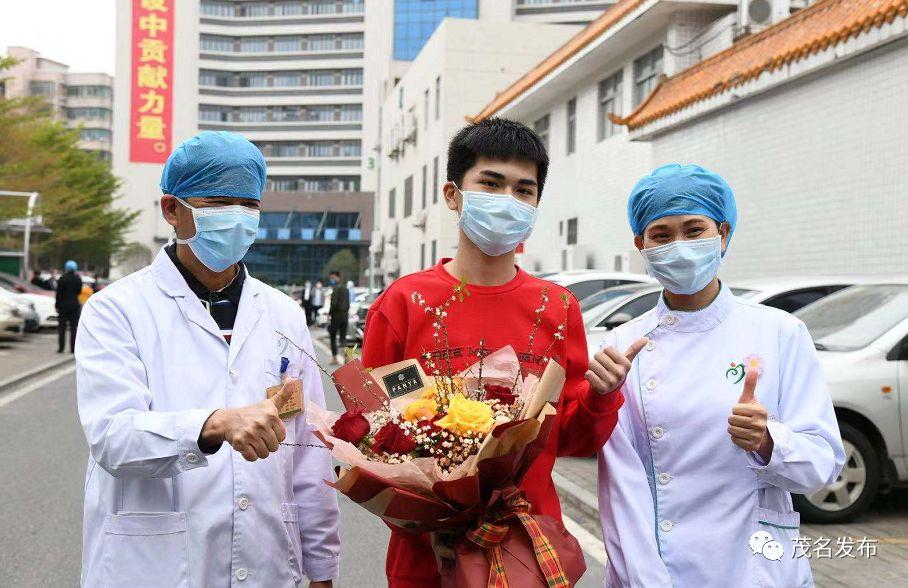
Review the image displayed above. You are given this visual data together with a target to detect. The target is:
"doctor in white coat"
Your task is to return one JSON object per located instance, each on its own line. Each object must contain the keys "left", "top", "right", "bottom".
{"left": 76, "top": 131, "right": 339, "bottom": 587}
{"left": 591, "top": 164, "right": 845, "bottom": 587}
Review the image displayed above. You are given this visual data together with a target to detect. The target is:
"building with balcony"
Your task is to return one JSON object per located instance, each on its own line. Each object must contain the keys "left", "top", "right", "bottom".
{"left": 472, "top": 0, "right": 907, "bottom": 279}
{"left": 112, "top": 0, "right": 371, "bottom": 282}
{"left": 2, "top": 47, "right": 113, "bottom": 162}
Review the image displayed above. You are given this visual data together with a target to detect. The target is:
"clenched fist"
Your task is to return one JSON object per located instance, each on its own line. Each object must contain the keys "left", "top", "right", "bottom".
{"left": 586, "top": 337, "right": 649, "bottom": 394}
{"left": 727, "top": 369, "right": 773, "bottom": 462}
{"left": 200, "top": 382, "right": 294, "bottom": 461}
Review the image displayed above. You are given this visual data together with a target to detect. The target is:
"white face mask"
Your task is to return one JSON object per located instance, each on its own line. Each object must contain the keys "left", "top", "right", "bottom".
{"left": 641, "top": 235, "right": 723, "bottom": 295}
{"left": 455, "top": 184, "right": 538, "bottom": 257}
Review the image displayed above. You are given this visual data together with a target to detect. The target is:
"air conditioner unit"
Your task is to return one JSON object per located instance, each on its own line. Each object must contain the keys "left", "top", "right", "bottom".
{"left": 738, "top": 0, "right": 793, "bottom": 34}
{"left": 403, "top": 113, "right": 417, "bottom": 145}
{"left": 411, "top": 209, "right": 427, "bottom": 230}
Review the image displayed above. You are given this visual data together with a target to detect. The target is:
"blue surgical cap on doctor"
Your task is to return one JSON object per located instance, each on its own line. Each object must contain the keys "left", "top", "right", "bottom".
{"left": 160, "top": 131, "right": 267, "bottom": 200}
{"left": 628, "top": 163, "right": 737, "bottom": 243}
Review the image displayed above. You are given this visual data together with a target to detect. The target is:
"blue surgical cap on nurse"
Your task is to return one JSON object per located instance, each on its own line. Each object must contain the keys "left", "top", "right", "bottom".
{"left": 160, "top": 131, "right": 267, "bottom": 200}
{"left": 627, "top": 163, "right": 737, "bottom": 244}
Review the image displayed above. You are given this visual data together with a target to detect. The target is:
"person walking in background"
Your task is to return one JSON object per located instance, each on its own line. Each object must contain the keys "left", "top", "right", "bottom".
{"left": 301, "top": 279, "right": 314, "bottom": 325}
{"left": 327, "top": 271, "right": 349, "bottom": 364}
{"left": 55, "top": 260, "right": 82, "bottom": 353}
{"left": 346, "top": 280, "right": 356, "bottom": 305}
{"left": 309, "top": 279, "right": 325, "bottom": 325}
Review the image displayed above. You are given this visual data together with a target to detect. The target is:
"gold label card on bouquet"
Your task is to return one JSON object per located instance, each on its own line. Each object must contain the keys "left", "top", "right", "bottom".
{"left": 267, "top": 378, "right": 303, "bottom": 420}
{"left": 370, "top": 359, "right": 429, "bottom": 399}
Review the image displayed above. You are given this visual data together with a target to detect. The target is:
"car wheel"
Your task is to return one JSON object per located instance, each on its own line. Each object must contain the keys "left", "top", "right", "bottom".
{"left": 792, "top": 422, "right": 879, "bottom": 524}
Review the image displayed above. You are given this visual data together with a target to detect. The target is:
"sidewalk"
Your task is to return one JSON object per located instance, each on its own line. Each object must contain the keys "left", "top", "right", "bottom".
{"left": 0, "top": 332, "right": 75, "bottom": 392}
{"left": 553, "top": 454, "right": 908, "bottom": 586}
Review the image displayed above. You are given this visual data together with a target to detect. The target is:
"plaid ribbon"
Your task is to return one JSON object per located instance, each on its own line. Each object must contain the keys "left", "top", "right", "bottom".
{"left": 466, "top": 489, "right": 571, "bottom": 588}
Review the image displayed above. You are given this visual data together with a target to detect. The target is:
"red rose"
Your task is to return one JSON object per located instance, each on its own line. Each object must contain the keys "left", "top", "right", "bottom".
{"left": 483, "top": 384, "right": 517, "bottom": 406}
{"left": 331, "top": 408, "right": 370, "bottom": 445}
{"left": 371, "top": 421, "right": 417, "bottom": 455}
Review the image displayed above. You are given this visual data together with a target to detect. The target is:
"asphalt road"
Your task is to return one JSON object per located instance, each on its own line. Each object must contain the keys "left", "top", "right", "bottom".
{"left": 0, "top": 338, "right": 606, "bottom": 587}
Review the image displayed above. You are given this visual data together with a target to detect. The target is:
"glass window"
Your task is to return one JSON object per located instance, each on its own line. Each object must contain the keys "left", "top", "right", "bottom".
{"left": 306, "top": 141, "right": 335, "bottom": 157}
{"left": 340, "top": 104, "right": 362, "bottom": 121}
{"left": 238, "top": 72, "right": 267, "bottom": 87}
{"left": 340, "top": 33, "right": 364, "bottom": 50}
{"left": 240, "top": 36, "right": 269, "bottom": 53}
{"left": 308, "top": 34, "right": 336, "bottom": 51}
{"left": 79, "top": 128, "right": 112, "bottom": 142}
{"left": 566, "top": 97, "right": 576, "bottom": 155}
{"left": 66, "top": 85, "right": 111, "bottom": 98}
{"left": 797, "top": 285, "right": 908, "bottom": 351}
{"left": 342, "top": 0, "right": 365, "bottom": 14}
{"left": 309, "top": 70, "right": 336, "bottom": 86}
{"left": 275, "top": 1, "right": 302, "bottom": 16}
{"left": 403, "top": 175, "right": 413, "bottom": 217}
{"left": 597, "top": 292, "right": 661, "bottom": 327}
{"left": 432, "top": 156, "right": 439, "bottom": 204}
{"left": 29, "top": 81, "right": 55, "bottom": 97}
{"left": 431, "top": 240, "right": 437, "bottom": 264}
{"left": 238, "top": 107, "right": 267, "bottom": 122}
{"left": 199, "top": 105, "right": 230, "bottom": 121}
{"left": 274, "top": 71, "right": 301, "bottom": 87}
{"left": 388, "top": 188, "right": 396, "bottom": 218}
{"left": 240, "top": 2, "right": 270, "bottom": 16}
{"left": 420, "top": 243, "right": 426, "bottom": 269}
{"left": 274, "top": 36, "right": 302, "bottom": 52}
{"left": 341, "top": 69, "right": 363, "bottom": 86}
{"left": 310, "top": 0, "right": 338, "bottom": 14}
{"left": 67, "top": 107, "right": 112, "bottom": 120}
{"left": 273, "top": 106, "right": 302, "bottom": 121}
{"left": 633, "top": 46, "right": 663, "bottom": 107}
{"left": 763, "top": 288, "right": 836, "bottom": 314}
{"left": 598, "top": 70, "right": 623, "bottom": 140}
{"left": 393, "top": 0, "right": 478, "bottom": 60}
{"left": 306, "top": 105, "right": 336, "bottom": 121}
{"left": 533, "top": 114, "right": 549, "bottom": 150}
{"left": 423, "top": 89, "right": 429, "bottom": 130}
{"left": 200, "top": 70, "right": 232, "bottom": 87}
{"left": 201, "top": 1, "right": 234, "bottom": 17}
{"left": 421, "top": 164, "right": 428, "bottom": 209}
{"left": 567, "top": 217, "right": 578, "bottom": 245}
{"left": 435, "top": 76, "right": 441, "bottom": 120}
{"left": 339, "top": 140, "right": 361, "bottom": 157}
{"left": 200, "top": 35, "right": 234, "bottom": 52}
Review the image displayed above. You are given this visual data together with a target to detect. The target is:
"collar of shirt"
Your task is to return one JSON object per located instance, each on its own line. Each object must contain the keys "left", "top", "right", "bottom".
{"left": 164, "top": 242, "right": 245, "bottom": 306}
{"left": 655, "top": 282, "right": 733, "bottom": 333}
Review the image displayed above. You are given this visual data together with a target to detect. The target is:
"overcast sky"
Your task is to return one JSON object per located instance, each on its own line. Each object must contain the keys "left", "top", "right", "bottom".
{"left": 1, "top": 0, "right": 117, "bottom": 75}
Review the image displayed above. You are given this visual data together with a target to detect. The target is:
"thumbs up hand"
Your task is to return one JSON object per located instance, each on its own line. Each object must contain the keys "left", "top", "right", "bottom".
{"left": 586, "top": 337, "right": 649, "bottom": 395}
{"left": 199, "top": 383, "right": 291, "bottom": 462}
{"left": 727, "top": 369, "right": 773, "bottom": 462}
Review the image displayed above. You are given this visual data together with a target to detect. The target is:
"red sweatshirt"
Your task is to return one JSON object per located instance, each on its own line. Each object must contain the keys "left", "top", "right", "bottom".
{"left": 361, "top": 259, "right": 624, "bottom": 587}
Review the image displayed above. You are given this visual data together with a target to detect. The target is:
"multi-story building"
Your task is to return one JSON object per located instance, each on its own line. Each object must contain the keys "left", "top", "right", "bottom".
{"left": 113, "top": 0, "right": 372, "bottom": 283}
{"left": 472, "top": 0, "right": 908, "bottom": 280}
{"left": 3, "top": 47, "right": 113, "bottom": 163}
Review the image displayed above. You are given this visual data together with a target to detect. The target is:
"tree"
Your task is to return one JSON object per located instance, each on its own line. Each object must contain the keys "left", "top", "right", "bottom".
{"left": 0, "top": 56, "right": 137, "bottom": 272}
{"left": 323, "top": 248, "right": 360, "bottom": 284}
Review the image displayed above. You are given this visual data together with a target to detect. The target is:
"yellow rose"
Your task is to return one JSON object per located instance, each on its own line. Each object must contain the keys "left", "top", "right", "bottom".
{"left": 435, "top": 393, "right": 494, "bottom": 435}
{"left": 421, "top": 386, "right": 439, "bottom": 400}
{"left": 402, "top": 398, "right": 438, "bottom": 422}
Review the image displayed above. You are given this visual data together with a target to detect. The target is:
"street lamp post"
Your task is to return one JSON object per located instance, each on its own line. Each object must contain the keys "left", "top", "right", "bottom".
{"left": 0, "top": 190, "right": 41, "bottom": 279}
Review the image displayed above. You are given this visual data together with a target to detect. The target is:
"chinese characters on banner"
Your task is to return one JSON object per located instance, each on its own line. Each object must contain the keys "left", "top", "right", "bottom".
{"left": 129, "top": 0, "right": 174, "bottom": 163}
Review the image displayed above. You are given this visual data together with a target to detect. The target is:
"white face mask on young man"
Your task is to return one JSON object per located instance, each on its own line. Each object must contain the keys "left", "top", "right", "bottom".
{"left": 641, "top": 235, "right": 723, "bottom": 295}
{"left": 454, "top": 184, "right": 538, "bottom": 257}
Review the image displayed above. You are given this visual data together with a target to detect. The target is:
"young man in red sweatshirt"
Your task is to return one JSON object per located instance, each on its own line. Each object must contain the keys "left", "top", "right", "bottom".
{"left": 362, "top": 118, "right": 647, "bottom": 587}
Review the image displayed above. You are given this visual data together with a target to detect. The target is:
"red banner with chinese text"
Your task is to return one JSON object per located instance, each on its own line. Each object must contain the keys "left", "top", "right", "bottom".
{"left": 129, "top": 0, "right": 174, "bottom": 163}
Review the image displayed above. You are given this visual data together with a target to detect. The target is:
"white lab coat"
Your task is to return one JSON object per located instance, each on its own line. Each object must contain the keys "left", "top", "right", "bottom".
{"left": 597, "top": 285, "right": 844, "bottom": 588}
{"left": 76, "top": 249, "right": 340, "bottom": 587}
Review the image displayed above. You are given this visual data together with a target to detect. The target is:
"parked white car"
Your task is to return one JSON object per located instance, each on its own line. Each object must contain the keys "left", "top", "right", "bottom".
{"left": 0, "top": 300, "right": 26, "bottom": 335}
{"left": 545, "top": 270, "right": 655, "bottom": 302}
{"left": 791, "top": 281, "right": 908, "bottom": 523}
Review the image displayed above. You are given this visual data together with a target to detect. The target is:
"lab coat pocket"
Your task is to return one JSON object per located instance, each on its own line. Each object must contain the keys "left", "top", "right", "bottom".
{"left": 751, "top": 507, "right": 812, "bottom": 588}
{"left": 99, "top": 512, "right": 190, "bottom": 588}
{"left": 282, "top": 503, "right": 303, "bottom": 583}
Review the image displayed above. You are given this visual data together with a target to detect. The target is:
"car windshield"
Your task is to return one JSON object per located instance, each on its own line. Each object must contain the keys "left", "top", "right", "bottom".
{"left": 796, "top": 284, "right": 908, "bottom": 351}
{"left": 579, "top": 288, "right": 639, "bottom": 313}
{"left": 731, "top": 287, "right": 758, "bottom": 298}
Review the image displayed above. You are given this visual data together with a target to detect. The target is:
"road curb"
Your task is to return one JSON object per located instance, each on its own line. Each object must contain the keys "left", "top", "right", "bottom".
{"left": 0, "top": 355, "right": 75, "bottom": 394}
{"left": 552, "top": 469, "right": 601, "bottom": 527}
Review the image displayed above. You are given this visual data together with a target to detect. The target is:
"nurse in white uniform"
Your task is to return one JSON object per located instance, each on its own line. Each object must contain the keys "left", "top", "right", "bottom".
{"left": 76, "top": 132, "right": 339, "bottom": 587}
{"left": 594, "top": 164, "right": 845, "bottom": 588}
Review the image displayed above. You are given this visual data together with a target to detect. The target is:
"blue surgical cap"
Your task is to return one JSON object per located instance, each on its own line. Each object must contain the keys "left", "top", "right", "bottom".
{"left": 160, "top": 131, "right": 266, "bottom": 200}
{"left": 628, "top": 163, "right": 737, "bottom": 242}
{"left": 65, "top": 260, "right": 77, "bottom": 272}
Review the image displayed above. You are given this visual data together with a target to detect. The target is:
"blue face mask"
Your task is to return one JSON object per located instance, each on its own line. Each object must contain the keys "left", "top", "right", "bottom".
{"left": 175, "top": 198, "right": 260, "bottom": 272}
{"left": 641, "top": 235, "right": 723, "bottom": 295}
{"left": 456, "top": 185, "right": 538, "bottom": 257}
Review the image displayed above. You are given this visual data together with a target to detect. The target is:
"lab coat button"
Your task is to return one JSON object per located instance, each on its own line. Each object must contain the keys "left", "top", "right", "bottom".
{"left": 230, "top": 368, "right": 238, "bottom": 377}
{"left": 651, "top": 426, "right": 664, "bottom": 439}
{"left": 664, "top": 315, "right": 676, "bottom": 326}
{"left": 659, "top": 520, "right": 674, "bottom": 532}
{"left": 236, "top": 568, "right": 248, "bottom": 581}
{"left": 239, "top": 497, "right": 249, "bottom": 510}
{"left": 646, "top": 341, "right": 655, "bottom": 351}
{"left": 186, "top": 452, "right": 199, "bottom": 464}
{"left": 658, "top": 472, "right": 672, "bottom": 485}
{"left": 646, "top": 379, "right": 657, "bottom": 391}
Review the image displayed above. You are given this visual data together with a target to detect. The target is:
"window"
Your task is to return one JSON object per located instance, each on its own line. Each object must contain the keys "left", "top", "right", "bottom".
{"left": 434, "top": 76, "right": 441, "bottom": 120}
{"left": 200, "top": 70, "right": 232, "bottom": 87}
{"left": 432, "top": 156, "right": 439, "bottom": 204}
{"left": 340, "top": 104, "right": 362, "bottom": 121}
{"left": 307, "top": 105, "right": 335, "bottom": 121}
{"left": 238, "top": 107, "right": 267, "bottom": 122}
{"left": 274, "top": 71, "right": 301, "bottom": 87}
{"left": 308, "top": 34, "right": 336, "bottom": 51}
{"left": 388, "top": 188, "right": 396, "bottom": 218}
{"left": 596, "top": 292, "right": 661, "bottom": 328}
{"left": 79, "top": 128, "right": 111, "bottom": 142}
{"left": 272, "top": 105, "right": 301, "bottom": 121}
{"left": 238, "top": 72, "right": 267, "bottom": 87}
{"left": 341, "top": 68, "right": 363, "bottom": 86}
{"left": 533, "top": 115, "right": 550, "bottom": 150}
{"left": 274, "top": 1, "right": 302, "bottom": 16}
{"left": 274, "top": 36, "right": 302, "bottom": 52}
{"left": 201, "top": 1, "right": 234, "bottom": 17}
{"left": 67, "top": 107, "right": 112, "bottom": 120}
{"left": 199, "top": 105, "right": 230, "bottom": 121}
{"left": 566, "top": 97, "right": 576, "bottom": 154}
{"left": 201, "top": 35, "right": 234, "bottom": 52}
{"left": 67, "top": 85, "right": 110, "bottom": 98}
{"left": 29, "top": 81, "right": 54, "bottom": 97}
{"left": 340, "top": 34, "right": 364, "bottom": 50}
{"left": 598, "top": 70, "right": 623, "bottom": 140}
{"left": 421, "top": 164, "right": 428, "bottom": 209}
{"left": 339, "top": 140, "right": 361, "bottom": 157}
{"left": 393, "top": 0, "right": 477, "bottom": 60}
{"left": 567, "top": 217, "right": 578, "bottom": 245}
{"left": 431, "top": 240, "right": 437, "bottom": 264}
{"left": 398, "top": 87, "right": 403, "bottom": 108}
{"left": 763, "top": 287, "right": 847, "bottom": 314}
{"left": 240, "top": 3, "right": 270, "bottom": 17}
{"left": 403, "top": 175, "right": 413, "bottom": 217}
{"left": 240, "top": 36, "right": 268, "bottom": 53}
{"left": 420, "top": 243, "right": 426, "bottom": 269}
{"left": 423, "top": 89, "right": 429, "bottom": 130}
{"left": 633, "top": 46, "right": 663, "bottom": 107}
{"left": 305, "top": 141, "right": 335, "bottom": 157}
{"left": 309, "top": 70, "right": 336, "bottom": 87}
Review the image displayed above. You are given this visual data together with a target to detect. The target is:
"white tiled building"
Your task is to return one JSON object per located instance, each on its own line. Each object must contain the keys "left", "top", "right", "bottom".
{"left": 3, "top": 47, "right": 114, "bottom": 163}
{"left": 474, "top": 0, "right": 908, "bottom": 279}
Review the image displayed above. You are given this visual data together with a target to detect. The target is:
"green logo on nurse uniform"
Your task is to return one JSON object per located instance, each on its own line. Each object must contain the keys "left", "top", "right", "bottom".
{"left": 726, "top": 355, "right": 763, "bottom": 384}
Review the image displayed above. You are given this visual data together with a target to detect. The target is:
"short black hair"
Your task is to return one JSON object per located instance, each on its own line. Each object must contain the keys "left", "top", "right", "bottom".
{"left": 329, "top": 270, "right": 340, "bottom": 277}
{"left": 447, "top": 117, "right": 549, "bottom": 197}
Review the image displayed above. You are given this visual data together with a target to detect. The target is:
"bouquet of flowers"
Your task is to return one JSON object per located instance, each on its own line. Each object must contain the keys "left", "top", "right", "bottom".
{"left": 300, "top": 283, "right": 586, "bottom": 587}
